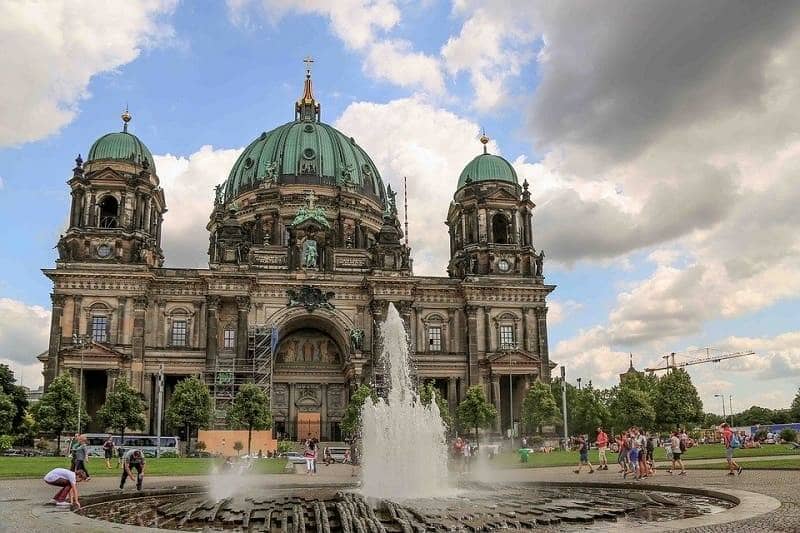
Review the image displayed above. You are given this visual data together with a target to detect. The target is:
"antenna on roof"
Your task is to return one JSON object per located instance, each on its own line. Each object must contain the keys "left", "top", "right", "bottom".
{"left": 403, "top": 176, "right": 409, "bottom": 247}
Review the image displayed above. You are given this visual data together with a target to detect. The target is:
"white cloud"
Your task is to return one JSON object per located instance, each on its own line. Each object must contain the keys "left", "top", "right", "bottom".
{"left": 0, "top": 299, "right": 50, "bottom": 380}
{"left": 227, "top": 0, "right": 444, "bottom": 95}
{"left": 155, "top": 146, "right": 244, "bottom": 268}
{"left": 0, "top": 0, "right": 177, "bottom": 147}
{"left": 335, "top": 96, "right": 498, "bottom": 276}
{"left": 363, "top": 40, "right": 444, "bottom": 95}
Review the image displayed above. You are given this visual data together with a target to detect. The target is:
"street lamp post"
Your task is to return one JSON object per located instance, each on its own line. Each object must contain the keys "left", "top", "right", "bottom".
{"left": 72, "top": 334, "right": 90, "bottom": 433}
{"left": 714, "top": 394, "right": 726, "bottom": 423}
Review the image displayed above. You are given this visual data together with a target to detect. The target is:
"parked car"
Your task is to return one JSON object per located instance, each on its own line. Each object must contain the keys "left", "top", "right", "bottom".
{"left": 327, "top": 447, "right": 350, "bottom": 463}
{"left": 278, "top": 451, "right": 306, "bottom": 464}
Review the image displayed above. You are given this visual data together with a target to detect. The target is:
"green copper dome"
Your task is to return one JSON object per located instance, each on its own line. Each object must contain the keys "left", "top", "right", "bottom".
{"left": 457, "top": 152, "right": 518, "bottom": 190}
{"left": 224, "top": 120, "right": 385, "bottom": 203}
{"left": 87, "top": 131, "right": 155, "bottom": 171}
{"left": 223, "top": 70, "right": 385, "bottom": 204}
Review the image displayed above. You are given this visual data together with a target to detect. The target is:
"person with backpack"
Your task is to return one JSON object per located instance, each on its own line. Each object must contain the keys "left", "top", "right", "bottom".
{"left": 720, "top": 423, "right": 743, "bottom": 476}
{"left": 668, "top": 431, "right": 686, "bottom": 475}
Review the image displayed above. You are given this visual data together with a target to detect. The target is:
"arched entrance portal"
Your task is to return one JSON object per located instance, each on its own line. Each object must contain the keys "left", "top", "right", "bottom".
{"left": 270, "top": 314, "right": 350, "bottom": 442}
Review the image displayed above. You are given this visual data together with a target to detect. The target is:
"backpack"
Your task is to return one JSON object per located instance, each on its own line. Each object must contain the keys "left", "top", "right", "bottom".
{"left": 679, "top": 437, "right": 687, "bottom": 453}
{"left": 731, "top": 434, "right": 741, "bottom": 449}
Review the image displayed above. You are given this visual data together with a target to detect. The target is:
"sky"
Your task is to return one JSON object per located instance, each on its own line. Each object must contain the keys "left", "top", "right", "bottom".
{"left": 1, "top": 0, "right": 799, "bottom": 414}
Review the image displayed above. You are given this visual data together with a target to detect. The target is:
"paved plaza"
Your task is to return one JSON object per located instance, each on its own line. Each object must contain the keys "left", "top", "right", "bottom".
{"left": 1, "top": 461, "right": 797, "bottom": 532}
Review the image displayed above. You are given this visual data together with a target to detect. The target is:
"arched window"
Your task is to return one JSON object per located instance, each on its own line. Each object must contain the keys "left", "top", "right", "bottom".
{"left": 98, "top": 196, "right": 119, "bottom": 228}
{"left": 492, "top": 213, "right": 509, "bottom": 244}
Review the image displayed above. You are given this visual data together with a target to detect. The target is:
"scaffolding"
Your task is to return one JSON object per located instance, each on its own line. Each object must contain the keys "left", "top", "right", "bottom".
{"left": 208, "top": 325, "right": 275, "bottom": 428}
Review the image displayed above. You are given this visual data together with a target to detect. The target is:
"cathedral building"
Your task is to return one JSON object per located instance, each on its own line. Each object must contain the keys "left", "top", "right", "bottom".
{"left": 40, "top": 66, "right": 555, "bottom": 441}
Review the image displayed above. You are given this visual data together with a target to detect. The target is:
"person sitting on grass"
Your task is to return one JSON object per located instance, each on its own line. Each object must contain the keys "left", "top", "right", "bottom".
{"left": 120, "top": 449, "right": 146, "bottom": 491}
{"left": 573, "top": 434, "right": 595, "bottom": 474}
{"left": 43, "top": 467, "right": 87, "bottom": 509}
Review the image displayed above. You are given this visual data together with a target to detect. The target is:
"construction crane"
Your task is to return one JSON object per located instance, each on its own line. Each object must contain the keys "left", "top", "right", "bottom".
{"left": 644, "top": 347, "right": 755, "bottom": 373}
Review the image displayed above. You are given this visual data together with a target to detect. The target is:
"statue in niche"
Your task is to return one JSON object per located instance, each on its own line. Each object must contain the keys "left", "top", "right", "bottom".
{"left": 535, "top": 250, "right": 545, "bottom": 277}
{"left": 302, "top": 238, "right": 318, "bottom": 268}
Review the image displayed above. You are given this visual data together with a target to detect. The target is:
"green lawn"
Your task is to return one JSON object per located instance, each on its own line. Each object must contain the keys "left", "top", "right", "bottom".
{"left": 0, "top": 457, "right": 288, "bottom": 479}
{"left": 492, "top": 444, "right": 800, "bottom": 469}
{"left": 684, "top": 458, "right": 800, "bottom": 470}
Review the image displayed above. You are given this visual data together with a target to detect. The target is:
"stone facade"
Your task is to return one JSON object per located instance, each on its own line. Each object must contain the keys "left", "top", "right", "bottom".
{"left": 40, "top": 75, "right": 555, "bottom": 441}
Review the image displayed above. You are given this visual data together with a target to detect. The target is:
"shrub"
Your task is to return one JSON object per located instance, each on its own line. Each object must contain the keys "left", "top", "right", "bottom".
{"left": 779, "top": 428, "right": 797, "bottom": 444}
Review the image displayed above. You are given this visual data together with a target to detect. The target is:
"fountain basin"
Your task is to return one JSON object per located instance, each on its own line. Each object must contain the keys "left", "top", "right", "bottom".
{"left": 79, "top": 481, "right": 735, "bottom": 531}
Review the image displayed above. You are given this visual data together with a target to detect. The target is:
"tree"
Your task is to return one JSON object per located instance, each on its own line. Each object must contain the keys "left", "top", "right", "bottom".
{"left": 0, "top": 392, "right": 16, "bottom": 435}
{"left": 521, "top": 381, "right": 561, "bottom": 434}
{"left": 233, "top": 441, "right": 244, "bottom": 455}
{"left": 570, "top": 384, "right": 610, "bottom": 437}
{"left": 96, "top": 379, "right": 146, "bottom": 445}
{"left": 653, "top": 369, "right": 703, "bottom": 430}
{"left": 341, "top": 384, "right": 376, "bottom": 437}
{"left": 611, "top": 384, "right": 655, "bottom": 430}
{"left": 36, "top": 374, "right": 85, "bottom": 452}
{"left": 226, "top": 383, "right": 272, "bottom": 456}
{"left": 456, "top": 385, "right": 497, "bottom": 442}
{"left": 419, "top": 381, "right": 453, "bottom": 430}
{"left": 0, "top": 364, "right": 28, "bottom": 433}
{"left": 790, "top": 387, "right": 800, "bottom": 421}
{"left": 165, "top": 376, "right": 212, "bottom": 454}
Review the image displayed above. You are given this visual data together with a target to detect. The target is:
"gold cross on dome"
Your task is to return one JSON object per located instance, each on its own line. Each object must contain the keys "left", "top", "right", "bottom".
{"left": 303, "top": 56, "right": 314, "bottom": 75}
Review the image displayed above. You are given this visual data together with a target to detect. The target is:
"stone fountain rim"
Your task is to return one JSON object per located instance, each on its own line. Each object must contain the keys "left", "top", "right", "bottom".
{"left": 77, "top": 480, "right": 780, "bottom": 532}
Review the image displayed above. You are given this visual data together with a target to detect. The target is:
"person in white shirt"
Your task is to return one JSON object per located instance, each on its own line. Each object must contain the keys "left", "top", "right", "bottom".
{"left": 44, "top": 467, "right": 86, "bottom": 508}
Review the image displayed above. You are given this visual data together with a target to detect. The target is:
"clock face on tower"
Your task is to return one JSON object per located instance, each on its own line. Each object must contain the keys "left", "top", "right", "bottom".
{"left": 97, "top": 243, "right": 112, "bottom": 258}
{"left": 498, "top": 259, "right": 510, "bottom": 272}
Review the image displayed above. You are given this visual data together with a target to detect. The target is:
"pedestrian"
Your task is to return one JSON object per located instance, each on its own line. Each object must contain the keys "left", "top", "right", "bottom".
{"left": 43, "top": 467, "right": 86, "bottom": 508}
{"left": 574, "top": 434, "right": 595, "bottom": 474}
{"left": 462, "top": 437, "right": 472, "bottom": 473}
{"left": 72, "top": 435, "right": 90, "bottom": 480}
{"left": 102, "top": 435, "right": 115, "bottom": 469}
{"left": 596, "top": 427, "right": 609, "bottom": 470}
{"left": 669, "top": 431, "right": 686, "bottom": 475}
{"left": 720, "top": 423, "right": 743, "bottom": 476}
{"left": 120, "top": 449, "right": 146, "bottom": 491}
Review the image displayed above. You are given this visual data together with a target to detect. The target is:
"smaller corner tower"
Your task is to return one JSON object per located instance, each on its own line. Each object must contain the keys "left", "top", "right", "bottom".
{"left": 56, "top": 109, "right": 166, "bottom": 267}
{"left": 446, "top": 133, "right": 543, "bottom": 281}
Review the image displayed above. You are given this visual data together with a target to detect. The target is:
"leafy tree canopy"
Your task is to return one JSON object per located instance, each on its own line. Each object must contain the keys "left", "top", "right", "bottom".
{"left": 165, "top": 376, "right": 212, "bottom": 444}
{"left": 653, "top": 369, "right": 703, "bottom": 430}
{"left": 457, "top": 385, "right": 497, "bottom": 442}
{"left": 418, "top": 381, "right": 453, "bottom": 430}
{"left": 96, "top": 379, "right": 146, "bottom": 440}
{"left": 226, "top": 383, "right": 272, "bottom": 455}
{"left": 521, "top": 381, "right": 561, "bottom": 434}
{"left": 341, "top": 384, "right": 376, "bottom": 437}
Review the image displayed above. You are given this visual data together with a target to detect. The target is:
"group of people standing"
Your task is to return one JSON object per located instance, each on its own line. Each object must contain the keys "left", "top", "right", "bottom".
{"left": 42, "top": 434, "right": 146, "bottom": 509}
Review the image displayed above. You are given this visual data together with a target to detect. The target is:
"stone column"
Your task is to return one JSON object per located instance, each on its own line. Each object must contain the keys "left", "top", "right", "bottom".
{"left": 114, "top": 299, "right": 125, "bottom": 345}
{"left": 235, "top": 296, "right": 250, "bottom": 359}
{"left": 447, "top": 376, "right": 457, "bottom": 413}
{"left": 44, "top": 294, "right": 66, "bottom": 388}
{"left": 465, "top": 305, "right": 480, "bottom": 385}
{"left": 536, "top": 307, "right": 550, "bottom": 379}
{"left": 131, "top": 296, "right": 148, "bottom": 394}
{"left": 205, "top": 296, "right": 219, "bottom": 367}
{"left": 491, "top": 375, "right": 502, "bottom": 432}
{"left": 70, "top": 296, "right": 82, "bottom": 339}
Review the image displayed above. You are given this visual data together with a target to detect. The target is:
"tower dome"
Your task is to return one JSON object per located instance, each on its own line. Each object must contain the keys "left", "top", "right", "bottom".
{"left": 86, "top": 109, "right": 155, "bottom": 171}
{"left": 223, "top": 65, "right": 384, "bottom": 204}
{"left": 456, "top": 133, "right": 517, "bottom": 190}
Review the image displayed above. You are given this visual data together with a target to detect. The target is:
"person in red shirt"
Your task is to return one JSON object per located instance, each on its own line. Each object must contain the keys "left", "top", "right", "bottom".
{"left": 595, "top": 427, "right": 609, "bottom": 470}
{"left": 720, "top": 423, "right": 742, "bottom": 476}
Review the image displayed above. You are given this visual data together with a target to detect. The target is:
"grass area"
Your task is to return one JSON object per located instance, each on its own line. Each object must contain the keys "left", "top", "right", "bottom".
{"left": 0, "top": 457, "right": 287, "bottom": 479}
{"left": 492, "top": 444, "right": 800, "bottom": 469}
{"left": 684, "top": 458, "right": 800, "bottom": 470}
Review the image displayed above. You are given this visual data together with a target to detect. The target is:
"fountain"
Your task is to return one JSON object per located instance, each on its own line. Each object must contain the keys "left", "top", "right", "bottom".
{"left": 360, "top": 303, "right": 450, "bottom": 499}
{"left": 77, "top": 301, "right": 739, "bottom": 531}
